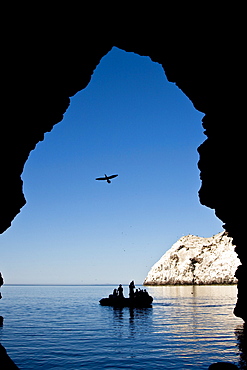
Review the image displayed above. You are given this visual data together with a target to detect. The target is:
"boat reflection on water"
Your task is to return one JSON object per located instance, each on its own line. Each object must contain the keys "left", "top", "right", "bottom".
{"left": 112, "top": 305, "right": 153, "bottom": 342}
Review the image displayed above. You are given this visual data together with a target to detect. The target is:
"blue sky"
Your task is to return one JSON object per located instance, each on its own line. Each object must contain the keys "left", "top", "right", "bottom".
{"left": 1, "top": 47, "right": 223, "bottom": 284}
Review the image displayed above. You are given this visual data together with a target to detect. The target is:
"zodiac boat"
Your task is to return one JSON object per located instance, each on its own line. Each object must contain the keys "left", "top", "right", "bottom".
{"left": 99, "top": 284, "right": 153, "bottom": 308}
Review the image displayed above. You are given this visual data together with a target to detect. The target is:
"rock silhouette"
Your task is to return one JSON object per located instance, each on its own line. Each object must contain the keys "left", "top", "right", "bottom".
{"left": 0, "top": 273, "right": 18, "bottom": 368}
{"left": 208, "top": 363, "right": 238, "bottom": 369}
{"left": 0, "top": 5, "right": 246, "bottom": 367}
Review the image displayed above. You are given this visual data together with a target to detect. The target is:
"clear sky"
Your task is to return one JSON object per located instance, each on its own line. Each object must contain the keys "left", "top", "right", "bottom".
{"left": 1, "top": 47, "right": 223, "bottom": 285}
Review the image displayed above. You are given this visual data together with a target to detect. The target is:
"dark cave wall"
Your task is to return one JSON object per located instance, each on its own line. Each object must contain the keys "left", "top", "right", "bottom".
{"left": 1, "top": 6, "right": 245, "bottom": 322}
{"left": 198, "top": 112, "right": 246, "bottom": 321}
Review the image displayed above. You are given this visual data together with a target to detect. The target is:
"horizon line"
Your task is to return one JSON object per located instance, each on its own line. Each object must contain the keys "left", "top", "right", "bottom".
{"left": 3, "top": 283, "right": 144, "bottom": 287}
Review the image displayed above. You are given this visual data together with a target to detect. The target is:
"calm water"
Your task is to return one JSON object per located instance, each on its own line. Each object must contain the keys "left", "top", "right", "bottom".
{"left": 0, "top": 285, "right": 245, "bottom": 369}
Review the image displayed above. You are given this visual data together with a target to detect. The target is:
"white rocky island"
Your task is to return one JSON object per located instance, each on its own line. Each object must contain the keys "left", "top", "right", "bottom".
{"left": 144, "top": 232, "right": 240, "bottom": 285}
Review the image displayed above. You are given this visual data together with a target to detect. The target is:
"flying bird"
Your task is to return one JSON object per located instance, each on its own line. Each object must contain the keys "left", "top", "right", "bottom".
{"left": 95, "top": 174, "right": 118, "bottom": 184}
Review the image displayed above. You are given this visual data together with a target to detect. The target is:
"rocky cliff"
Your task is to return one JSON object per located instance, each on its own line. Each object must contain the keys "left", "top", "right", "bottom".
{"left": 144, "top": 232, "right": 240, "bottom": 285}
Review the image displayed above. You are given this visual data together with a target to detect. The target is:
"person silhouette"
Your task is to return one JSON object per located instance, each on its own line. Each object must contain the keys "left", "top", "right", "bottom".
{"left": 118, "top": 284, "right": 123, "bottom": 298}
{"left": 129, "top": 280, "right": 135, "bottom": 299}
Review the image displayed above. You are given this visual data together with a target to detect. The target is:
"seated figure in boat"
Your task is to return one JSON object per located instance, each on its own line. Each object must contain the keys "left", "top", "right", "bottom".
{"left": 117, "top": 284, "right": 124, "bottom": 298}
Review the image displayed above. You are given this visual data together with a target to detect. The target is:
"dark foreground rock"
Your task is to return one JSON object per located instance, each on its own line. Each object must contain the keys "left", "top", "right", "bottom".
{"left": 0, "top": 344, "right": 19, "bottom": 369}
{"left": 208, "top": 363, "right": 238, "bottom": 369}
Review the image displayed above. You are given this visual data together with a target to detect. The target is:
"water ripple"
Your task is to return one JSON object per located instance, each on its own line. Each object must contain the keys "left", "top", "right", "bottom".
{"left": 0, "top": 285, "right": 245, "bottom": 369}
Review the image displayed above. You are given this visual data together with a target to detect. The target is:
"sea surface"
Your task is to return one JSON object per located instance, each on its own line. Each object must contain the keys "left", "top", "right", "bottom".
{"left": 0, "top": 285, "right": 245, "bottom": 369}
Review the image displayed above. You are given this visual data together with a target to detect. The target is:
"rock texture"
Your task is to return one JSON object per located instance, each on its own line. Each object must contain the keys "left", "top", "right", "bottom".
{"left": 144, "top": 232, "right": 240, "bottom": 286}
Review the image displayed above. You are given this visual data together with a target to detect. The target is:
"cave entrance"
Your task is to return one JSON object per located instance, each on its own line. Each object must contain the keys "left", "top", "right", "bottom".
{"left": 2, "top": 47, "right": 223, "bottom": 285}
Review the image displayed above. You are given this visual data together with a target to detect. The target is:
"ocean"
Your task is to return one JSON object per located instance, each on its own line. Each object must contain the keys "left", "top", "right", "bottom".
{"left": 0, "top": 285, "right": 245, "bottom": 369}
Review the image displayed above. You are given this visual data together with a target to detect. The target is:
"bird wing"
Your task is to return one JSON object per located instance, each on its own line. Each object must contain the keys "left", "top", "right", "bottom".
{"left": 107, "top": 174, "right": 118, "bottom": 179}
{"left": 95, "top": 177, "right": 106, "bottom": 181}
